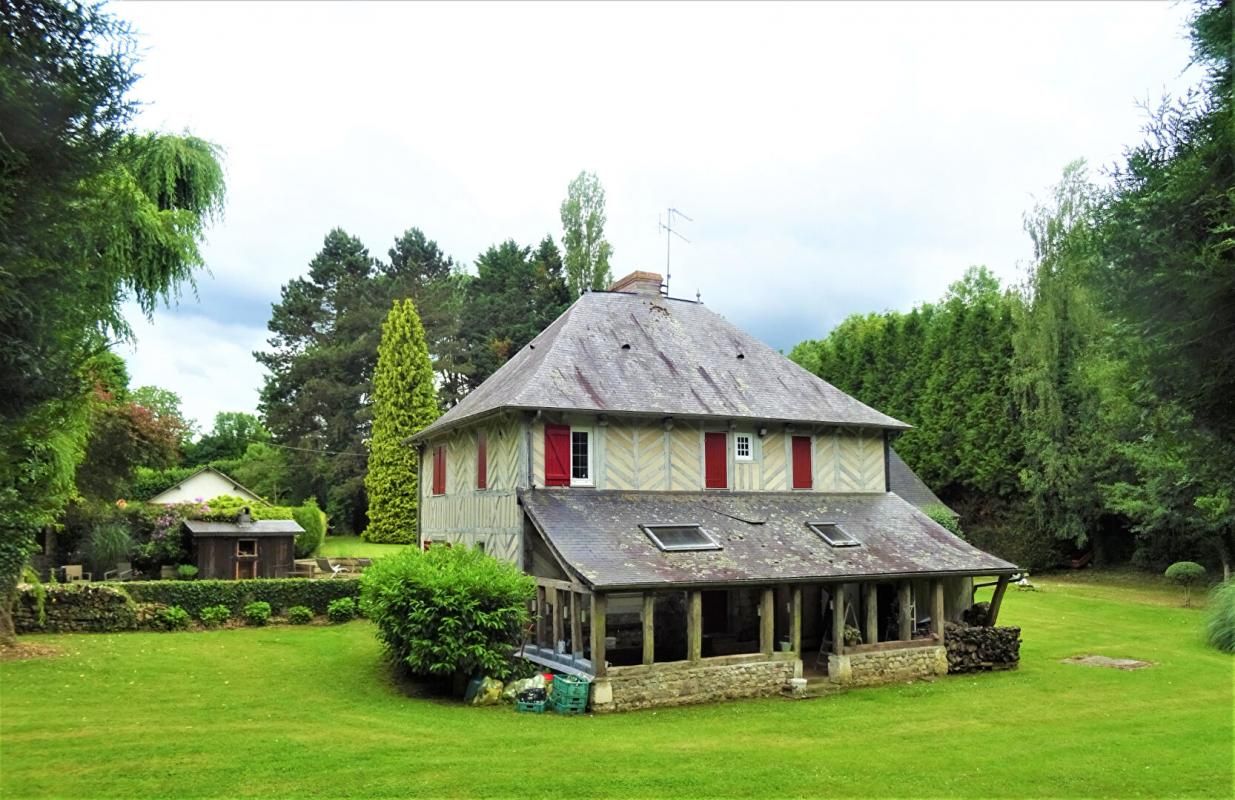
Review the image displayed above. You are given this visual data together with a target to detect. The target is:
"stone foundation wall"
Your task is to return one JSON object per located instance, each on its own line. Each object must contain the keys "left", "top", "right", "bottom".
{"left": 592, "top": 655, "right": 798, "bottom": 712}
{"left": 15, "top": 583, "right": 140, "bottom": 633}
{"left": 828, "top": 644, "right": 948, "bottom": 687}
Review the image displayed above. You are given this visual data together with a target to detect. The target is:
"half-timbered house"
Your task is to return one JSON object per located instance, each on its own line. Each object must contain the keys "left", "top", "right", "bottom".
{"left": 412, "top": 270, "right": 1017, "bottom": 711}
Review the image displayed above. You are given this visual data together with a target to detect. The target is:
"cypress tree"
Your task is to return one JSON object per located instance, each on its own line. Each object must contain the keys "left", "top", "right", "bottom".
{"left": 364, "top": 299, "right": 439, "bottom": 543}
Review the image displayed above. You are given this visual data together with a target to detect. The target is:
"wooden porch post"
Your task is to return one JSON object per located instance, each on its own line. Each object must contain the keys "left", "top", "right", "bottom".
{"left": 687, "top": 590, "right": 702, "bottom": 661}
{"left": 535, "top": 585, "right": 547, "bottom": 647}
{"left": 831, "top": 583, "right": 846, "bottom": 655}
{"left": 897, "top": 581, "right": 913, "bottom": 641}
{"left": 760, "top": 587, "right": 775, "bottom": 655}
{"left": 790, "top": 586, "right": 803, "bottom": 654}
{"left": 550, "top": 587, "right": 563, "bottom": 650}
{"left": 930, "top": 579, "right": 945, "bottom": 639}
{"left": 642, "top": 592, "right": 655, "bottom": 665}
{"left": 987, "top": 574, "right": 1010, "bottom": 627}
{"left": 569, "top": 591, "right": 583, "bottom": 659}
{"left": 863, "top": 582, "right": 878, "bottom": 645}
{"left": 590, "top": 592, "right": 607, "bottom": 677}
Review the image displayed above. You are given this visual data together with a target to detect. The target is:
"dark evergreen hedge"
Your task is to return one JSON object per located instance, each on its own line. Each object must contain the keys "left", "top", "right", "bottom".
{"left": 112, "top": 578, "right": 360, "bottom": 616}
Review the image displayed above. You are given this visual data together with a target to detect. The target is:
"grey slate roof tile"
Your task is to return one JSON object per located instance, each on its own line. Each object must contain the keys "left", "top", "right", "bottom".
{"left": 417, "top": 292, "right": 908, "bottom": 439}
{"left": 519, "top": 489, "right": 1016, "bottom": 589}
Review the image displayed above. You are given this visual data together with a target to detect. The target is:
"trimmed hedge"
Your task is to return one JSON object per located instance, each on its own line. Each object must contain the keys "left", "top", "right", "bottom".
{"left": 112, "top": 578, "right": 360, "bottom": 616}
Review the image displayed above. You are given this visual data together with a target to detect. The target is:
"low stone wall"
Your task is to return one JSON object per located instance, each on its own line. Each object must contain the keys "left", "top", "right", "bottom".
{"left": 592, "top": 654, "right": 799, "bottom": 712}
{"left": 15, "top": 583, "right": 140, "bottom": 633}
{"left": 827, "top": 642, "right": 948, "bottom": 687}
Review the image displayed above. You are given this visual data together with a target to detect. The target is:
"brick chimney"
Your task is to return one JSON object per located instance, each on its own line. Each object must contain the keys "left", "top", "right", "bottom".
{"left": 608, "top": 270, "right": 664, "bottom": 296}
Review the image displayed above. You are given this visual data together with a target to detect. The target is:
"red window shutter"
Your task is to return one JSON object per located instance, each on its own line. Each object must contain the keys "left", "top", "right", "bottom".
{"left": 705, "top": 432, "right": 728, "bottom": 489}
{"left": 544, "top": 424, "right": 570, "bottom": 486}
{"left": 792, "top": 436, "right": 813, "bottom": 489}
{"left": 476, "top": 432, "right": 488, "bottom": 490}
{"left": 432, "top": 446, "right": 446, "bottom": 495}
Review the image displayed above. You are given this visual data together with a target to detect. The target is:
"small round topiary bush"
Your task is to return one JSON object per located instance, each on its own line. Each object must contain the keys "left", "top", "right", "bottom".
{"left": 327, "top": 597, "right": 357, "bottom": 623}
{"left": 199, "top": 604, "right": 230, "bottom": 628}
{"left": 1205, "top": 580, "right": 1235, "bottom": 654}
{"left": 1165, "top": 561, "right": 1207, "bottom": 607}
{"left": 287, "top": 605, "right": 313, "bottom": 625}
{"left": 243, "top": 601, "right": 272, "bottom": 626}
{"left": 157, "top": 605, "right": 191, "bottom": 631}
{"left": 176, "top": 564, "right": 199, "bottom": 581}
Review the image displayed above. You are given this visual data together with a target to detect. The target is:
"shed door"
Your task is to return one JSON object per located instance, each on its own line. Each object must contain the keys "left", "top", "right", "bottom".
{"left": 544, "top": 424, "right": 570, "bottom": 487}
{"left": 792, "top": 436, "right": 813, "bottom": 489}
{"left": 704, "top": 432, "right": 728, "bottom": 489}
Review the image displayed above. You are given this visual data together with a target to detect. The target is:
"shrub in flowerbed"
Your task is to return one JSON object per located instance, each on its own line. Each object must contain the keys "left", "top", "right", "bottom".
{"left": 243, "top": 601, "right": 272, "bottom": 626}
{"left": 115, "top": 578, "right": 360, "bottom": 616}
{"left": 360, "top": 545, "right": 534, "bottom": 680}
{"left": 286, "top": 605, "right": 314, "bottom": 625}
{"left": 199, "top": 604, "right": 231, "bottom": 628}
{"left": 326, "top": 597, "right": 357, "bottom": 623}
{"left": 156, "top": 605, "right": 191, "bottom": 631}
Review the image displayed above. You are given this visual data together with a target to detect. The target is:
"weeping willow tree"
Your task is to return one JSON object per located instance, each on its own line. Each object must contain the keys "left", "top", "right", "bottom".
{"left": 0, "top": 1, "right": 226, "bottom": 644}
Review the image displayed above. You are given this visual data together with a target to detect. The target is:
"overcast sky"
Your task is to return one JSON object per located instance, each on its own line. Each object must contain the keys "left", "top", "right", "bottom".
{"left": 113, "top": 0, "right": 1200, "bottom": 432}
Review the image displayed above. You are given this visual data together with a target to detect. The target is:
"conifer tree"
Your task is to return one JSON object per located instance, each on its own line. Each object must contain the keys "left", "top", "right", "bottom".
{"left": 364, "top": 299, "right": 439, "bottom": 543}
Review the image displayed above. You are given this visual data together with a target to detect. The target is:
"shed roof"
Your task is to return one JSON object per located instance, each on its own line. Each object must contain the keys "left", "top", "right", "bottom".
{"left": 183, "top": 519, "right": 303, "bottom": 538}
{"left": 887, "top": 449, "right": 956, "bottom": 516}
{"left": 416, "top": 292, "right": 908, "bottom": 439}
{"left": 518, "top": 489, "right": 1015, "bottom": 590}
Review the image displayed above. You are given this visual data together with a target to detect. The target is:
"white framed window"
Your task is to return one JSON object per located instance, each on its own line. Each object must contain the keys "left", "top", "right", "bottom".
{"left": 734, "top": 432, "right": 753, "bottom": 462}
{"left": 808, "top": 522, "right": 861, "bottom": 548}
{"left": 570, "top": 429, "right": 593, "bottom": 486}
{"left": 642, "top": 524, "right": 722, "bottom": 552}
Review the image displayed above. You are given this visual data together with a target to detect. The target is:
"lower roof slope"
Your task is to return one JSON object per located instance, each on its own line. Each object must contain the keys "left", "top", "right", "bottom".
{"left": 519, "top": 489, "right": 1015, "bottom": 590}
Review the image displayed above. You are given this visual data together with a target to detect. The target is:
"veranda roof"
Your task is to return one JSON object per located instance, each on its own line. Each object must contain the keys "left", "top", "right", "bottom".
{"left": 518, "top": 489, "right": 1015, "bottom": 590}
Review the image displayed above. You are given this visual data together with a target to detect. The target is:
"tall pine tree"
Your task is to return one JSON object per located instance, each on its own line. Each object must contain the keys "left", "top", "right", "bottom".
{"left": 364, "top": 298, "right": 439, "bottom": 543}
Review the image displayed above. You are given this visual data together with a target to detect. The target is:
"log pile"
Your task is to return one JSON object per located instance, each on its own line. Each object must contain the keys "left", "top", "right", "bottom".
{"left": 944, "top": 621, "right": 1021, "bottom": 673}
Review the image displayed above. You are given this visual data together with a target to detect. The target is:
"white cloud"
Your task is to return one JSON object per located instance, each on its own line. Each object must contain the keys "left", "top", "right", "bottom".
{"left": 116, "top": 305, "right": 269, "bottom": 431}
{"left": 110, "top": 0, "right": 1201, "bottom": 421}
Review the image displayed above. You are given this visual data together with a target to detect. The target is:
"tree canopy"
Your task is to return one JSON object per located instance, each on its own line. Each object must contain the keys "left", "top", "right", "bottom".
{"left": 560, "top": 171, "right": 614, "bottom": 294}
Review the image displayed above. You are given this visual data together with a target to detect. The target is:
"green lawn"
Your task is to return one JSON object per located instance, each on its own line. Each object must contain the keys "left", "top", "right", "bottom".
{"left": 315, "top": 535, "right": 411, "bottom": 559}
{"left": 1, "top": 574, "right": 1230, "bottom": 798}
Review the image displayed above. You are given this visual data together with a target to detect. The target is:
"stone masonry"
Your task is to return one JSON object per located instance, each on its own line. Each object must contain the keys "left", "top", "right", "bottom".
{"left": 827, "top": 644, "right": 948, "bottom": 687}
{"left": 591, "top": 655, "right": 798, "bottom": 712}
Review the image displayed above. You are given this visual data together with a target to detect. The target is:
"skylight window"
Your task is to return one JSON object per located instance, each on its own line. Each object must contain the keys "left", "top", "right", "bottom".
{"left": 809, "top": 522, "right": 860, "bottom": 548}
{"left": 642, "top": 524, "right": 722, "bottom": 552}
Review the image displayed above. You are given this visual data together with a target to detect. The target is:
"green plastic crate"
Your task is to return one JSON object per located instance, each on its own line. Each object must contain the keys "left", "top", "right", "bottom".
{"left": 515, "top": 698, "right": 547, "bottom": 713}
{"left": 551, "top": 675, "right": 590, "bottom": 714}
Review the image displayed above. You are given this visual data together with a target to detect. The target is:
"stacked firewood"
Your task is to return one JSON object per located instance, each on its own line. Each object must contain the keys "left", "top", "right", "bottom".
{"left": 944, "top": 621, "right": 1021, "bottom": 673}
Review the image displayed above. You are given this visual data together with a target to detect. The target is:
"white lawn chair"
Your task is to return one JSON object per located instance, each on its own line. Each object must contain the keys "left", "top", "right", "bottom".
{"left": 314, "top": 558, "right": 350, "bottom": 578}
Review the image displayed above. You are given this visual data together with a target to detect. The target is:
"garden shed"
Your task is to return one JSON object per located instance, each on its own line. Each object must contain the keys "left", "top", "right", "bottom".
{"left": 184, "top": 516, "right": 302, "bottom": 579}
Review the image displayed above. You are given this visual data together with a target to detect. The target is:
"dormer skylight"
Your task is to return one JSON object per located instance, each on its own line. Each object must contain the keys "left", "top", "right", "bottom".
{"left": 809, "top": 522, "right": 860, "bottom": 548}
{"left": 642, "top": 524, "right": 722, "bottom": 552}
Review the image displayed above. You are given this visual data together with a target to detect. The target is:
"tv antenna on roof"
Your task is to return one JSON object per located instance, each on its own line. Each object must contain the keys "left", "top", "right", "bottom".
{"left": 658, "top": 207, "right": 692, "bottom": 296}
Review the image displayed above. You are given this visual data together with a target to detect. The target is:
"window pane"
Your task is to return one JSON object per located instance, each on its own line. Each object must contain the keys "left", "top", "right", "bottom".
{"left": 571, "top": 431, "right": 589, "bottom": 480}
{"left": 736, "top": 434, "right": 751, "bottom": 459}
{"left": 643, "top": 524, "right": 721, "bottom": 551}
{"left": 809, "top": 523, "right": 860, "bottom": 547}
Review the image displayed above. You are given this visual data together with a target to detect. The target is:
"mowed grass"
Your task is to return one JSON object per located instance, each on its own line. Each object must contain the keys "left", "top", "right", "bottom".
{"left": 1, "top": 575, "right": 1231, "bottom": 799}
{"left": 315, "top": 535, "right": 410, "bottom": 559}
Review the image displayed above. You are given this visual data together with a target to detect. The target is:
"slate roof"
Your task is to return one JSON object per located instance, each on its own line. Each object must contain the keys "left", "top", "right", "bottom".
{"left": 184, "top": 520, "right": 303, "bottom": 538}
{"left": 888, "top": 449, "right": 956, "bottom": 516}
{"left": 519, "top": 489, "right": 1015, "bottom": 589}
{"left": 415, "top": 291, "right": 908, "bottom": 439}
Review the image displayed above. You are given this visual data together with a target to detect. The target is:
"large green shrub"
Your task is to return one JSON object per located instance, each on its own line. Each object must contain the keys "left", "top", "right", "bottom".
{"left": 360, "top": 546, "right": 534, "bottom": 680}
{"left": 115, "top": 578, "right": 359, "bottom": 615}
{"left": 84, "top": 522, "right": 134, "bottom": 576}
{"left": 1204, "top": 580, "right": 1235, "bottom": 654}
{"left": 1165, "top": 561, "right": 1207, "bottom": 607}
{"left": 291, "top": 499, "right": 327, "bottom": 558}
